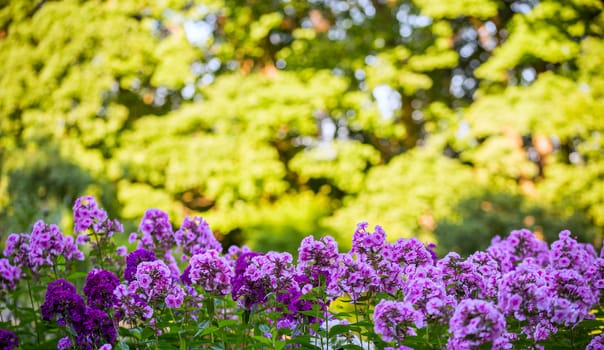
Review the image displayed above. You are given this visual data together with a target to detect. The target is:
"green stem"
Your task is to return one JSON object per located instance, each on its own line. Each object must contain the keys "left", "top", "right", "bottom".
{"left": 26, "top": 278, "right": 41, "bottom": 345}
{"left": 52, "top": 264, "right": 59, "bottom": 280}
{"left": 169, "top": 308, "right": 184, "bottom": 348}
{"left": 353, "top": 299, "right": 364, "bottom": 350}
{"left": 92, "top": 231, "right": 105, "bottom": 269}
{"left": 207, "top": 297, "right": 215, "bottom": 345}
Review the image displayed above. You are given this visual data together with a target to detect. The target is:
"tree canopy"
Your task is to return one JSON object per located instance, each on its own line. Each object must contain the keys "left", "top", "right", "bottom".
{"left": 1, "top": 0, "right": 602, "bottom": 255}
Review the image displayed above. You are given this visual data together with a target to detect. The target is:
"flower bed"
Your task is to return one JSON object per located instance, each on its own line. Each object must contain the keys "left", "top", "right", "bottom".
{"left": 1, "top": 196, "right": 603, "bottom": 349}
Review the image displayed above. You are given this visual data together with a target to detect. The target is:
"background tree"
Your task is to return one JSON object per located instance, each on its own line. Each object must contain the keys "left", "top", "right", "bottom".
{"left": 0, "top": 0, "right": 602, "bottom": 255}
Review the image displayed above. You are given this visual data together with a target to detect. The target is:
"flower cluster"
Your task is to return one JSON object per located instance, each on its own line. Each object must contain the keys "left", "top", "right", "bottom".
{"left": 0, "top": 328, "right": 18, "bottom": 350}
{"left": 1, "top": 196, "right": 603, "bottom": 350}
{"left": 83, "top": 269, "right": 120, "bottom": 310}
{"left": 73, "top": 196, "right": 109, "bottom": 233}
{"left": 187, "top": 250, "right": 233, "bottom": 296}
{"left": 135, "top": 208, "right": 175, "bottom": 253}
{"left": 175, "top": 216, "right": 222, "bottom": 260}
{"left": 297, "top": 235, "right": 339, "bottom": 287}
{"left": 402, "top": 266, "right": 456, "bottom": 324}
{"left": 4, "top": 221, "right": 85, "bottom": 273}
{"left": 123, "top": 248, "right": 156, "bottom": 282}
{"left": 488, "top": 228, "right": 550, "bottom": 273}
{"left": 373, "top": 300, "right": 425, "bottom": 345}
{"left": 328, "top": 253, "right": 380, "bottom": 300}
{"left": 73, "top": 196, "right": 124, "bottom": 239}
{"left": 447, "top": 299, "right": 508, "bottom": 349}
{"left": 41, "top": 279, "right": 116, "bottom": 349}
{"left": 0, "top": 258, "right": 20, "bottom": 293}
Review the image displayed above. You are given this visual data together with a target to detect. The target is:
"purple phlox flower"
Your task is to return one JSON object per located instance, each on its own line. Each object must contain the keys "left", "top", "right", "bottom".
{"left": 327, "top": 253, "right": 379, "bottom": 301}
{"left": 134, "top": 260, "right": 173, "bottom": 301}
{"left": 124, "top": 248, "right": 156, "bottom": 282}
{"left": 0, "top": 328, "right": 18, "bottom": 350}
{"left": 175, "top": 216, "right": 222, "bottom": 260}
{"left": 165, "top": 284, "right": 185, "bottom": 308}
{"left": 41, "top": 279, "right": 86, "bottom": 327}
{"left": 374, "top": 258, "right": 404, "bottom": 294}
{"left": 351, "top": 222, "right": 386, "bottom": 262}
{"left": 99, "top": 344, "right": 112, "bottom": 350}
{"left": 0, "top": 258, "right": 21, "bottom": 292}
{"left": 274, "top": 278, "right": 321, "bottom": 330}
{"left": 437, "top": 252, "right": 487, "bottom": 300}
{"left": 373, "top": 299, "right": 425, "bottom": 345}
{"left": 465, "top": 251, "right": 502, "bottom": 299}
{"left": 546, "top": 268, "right": 597, "bottom": 327}
{"left": 83, "top": 269, "right": 120, "bottom": 310}
{"left": 497, "top": 260, "right": 555, "bottom": 341}
{"left": 73, "top": 196, "right": 108, "bottom": 233}
{"left": 231, "top": 251, "right": 266, "bottom": 309}
{"left": 223, "top": 244, "right": 251, "bottom": 268}
{"left": 587, "top": 333, "right": 604, "bottom": 350}
{"left": 237, "top": 251, "right": 302, "bottom": 320}
{"left": 426, "top": 242, "right": 438, "bottom": 263}
{"left": 403, "top": 266, "right": 456, "bottom": 324}
{"left": 115, "top": 245, "right": 128, "bottom": 257}
{"left": 585, "top": 257, "right": 604, "bottom": 293}
{"left": 488, "top": 228, "right": 550, "bottom": 273}
{"left": 62, "top": 234, "right": 85, "bottom": 261}
{"left": 188, "top": 249, "right": 234, "bottom": 296}
{"left": 244, "top": 251, "right": 295, "bottom": 291}
{"left": 297, "top": 235, "right": 339, "bottom": 288}
{"left": 127, "top": 257, "right": 184, "bottom": 309}
{"left": 2, "top": 232, "right": 31, "bottom": 269}
{"left": 73, "top": 307, "right": 117, "bottom": 350}
{"left": 76, "top": 234, "right": 90, "bottom": 245}
{"left": 550, "top": 230, "right": 597, "bottom": 273}
{"left": 57, "top": 336, "right": 72, "bottom": 350}
{"left": 93, "top": 218, "right": 124, "bottom": 238}
{"left": 113, "top": 284, "right": 154, "bottom": 322}
{"left": 137, "top": 208, "right": 175, "bottom": 252}
{"left": 180, "top": 264, "right": 193, "bottom": 286}
{"left": 447, "top": 299, "right": 507, "bottom": 350}
{"left": 29, "top": 220, "right": 81, "bottom": 271}
{"left": 385, "top": 237, "right": 434, "bottom": 271}
{"left": 163, "top": 250, "right": 182, "bottom": 280}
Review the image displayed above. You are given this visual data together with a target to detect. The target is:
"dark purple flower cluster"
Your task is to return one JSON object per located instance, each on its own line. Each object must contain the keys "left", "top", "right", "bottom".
{"left": 175, "top": 216, "right": 223, "bottom": 260}
{"left": 0, "top": 328, "right": 18, "bottom": 350}
{"left": 75, "top": 307, "right": 117, "bottom": 350}
{"left": 83, "top": 269, "right": 120, "bottom": 310}
{"left": 41, "top": 279, "right": 116, "bottom": 349}
{"left": 41, "top": 279, "right": 86, "bottom": 326}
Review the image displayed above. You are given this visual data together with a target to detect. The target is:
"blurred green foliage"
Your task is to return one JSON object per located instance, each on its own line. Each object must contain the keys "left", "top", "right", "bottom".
{"left": 0, "top": 0, "right": 602, "bottom": 255}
